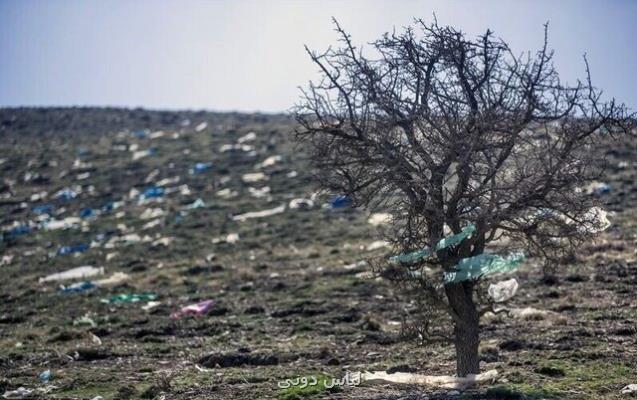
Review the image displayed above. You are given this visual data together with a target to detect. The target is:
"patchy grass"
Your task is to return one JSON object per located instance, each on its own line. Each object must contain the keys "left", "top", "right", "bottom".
{"left": 490, "top": 359, "right": 635, "bottom": 400}
{"left": 485, "top": 384, "right": 560, "bottom": 399}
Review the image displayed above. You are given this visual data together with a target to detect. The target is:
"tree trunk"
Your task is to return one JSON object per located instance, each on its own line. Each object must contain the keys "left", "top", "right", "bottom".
{"left": 445, "top": 281, "right": 480, "bottom": 377}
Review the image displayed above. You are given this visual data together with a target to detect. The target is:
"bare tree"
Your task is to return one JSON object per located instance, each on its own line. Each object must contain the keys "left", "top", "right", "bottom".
{"left": 294, "top": 18, "right": 634, "bottom": 376}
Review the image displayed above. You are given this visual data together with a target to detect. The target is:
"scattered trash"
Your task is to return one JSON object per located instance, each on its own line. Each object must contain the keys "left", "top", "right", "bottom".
{"left": 164, "top": 184, "right": 191, "bottom": 196}
{"left": 242, "top": 172, "right": 268, "bottom": 183}
{"left": 43, "top": 217, "right": 81, "bottom": 231}
{"left": 156, "top": 176, "right": 180, "bottom": 187}
{"left": 94, "top": 272, "right": 129, "bottom": 286}
{"left": 138, "top": 187, "right": 164, "bottom": 203}
{"left": 256, "top": 155, "right": 282, "bottom": 169}
{"left": 212, "top": 233, "right": 240, "bottom": 244}
{"left": 584, "top": 181, "right": 611, "bottom": 195}
{"left": 57, "top": 243, "right": 90, "bottom": 256}
{"left": 142, "top": 301, "right": 161, "bottom": 311}
{"left": 328, "top": 195, "right": 351, "bottom": 209}
{"left": 216, "top": 188, "right": 238, "bottom": 199}
{"left": 578, "top": 207, "right": 611, "bottom": 233}
{"left": 343, "top": 260, "right": 368, "bottom": 271}
{"left": 2, "top": 387, "right": 33, "bottom": 399}
{"left": 151, "top": 237, "right": 173, "bottom": 247}
{"left": 131, "top": 129, "right": 148, "bottom": 138}
{"left": 73, "top": 315, "right": 97, "bottom": 328}
{"left": 170, "top": 299, "right": 215, "bottom": 319}
{"left": 140, "top": 207, "right": 165, "bottom": 220}
{"left": 101, "top": 201, "right": 121, "bottom": 212}
{"left": 368, "top": 213, "right": 391, "bottom": 226}
{"left": 132, "top": 149, "right": 154, "bottom": 161}
{"left": 190, "top": 162, "right": 212, "bottom": 174}
{"left": 444, "top": 252, "right": 525, "bottom": 283}
{"left": 145, "top": 169, "right": 159, "bottom": 182}
{"left": 61, "top": 281, "right": 96, "bottom": 293}
{"left": 366, "top": 240, "right": 390, "bottom": 251}
{"left": 237, "top": 131, "right": 257, "bottom": 143}
{"left": 488, "top": 278, "right": 519, "bottom": 302}
{"left": 149, "top": 130, "right": 165, "bottom": 139}
{"left": 220, "top": 143, "right": 253, "bottom": 153}
{"left": 289, "top": 198, "right": 314, "bottom": 210}
{"left": 101, "top": 293, "right": 157, "bottom": 304}
{"left": 40, "top": 266, "right": 104, "bottom": 283}
{"left": 391, "top": 224, "right": 476, "bottom": 264}
{"left": 79, "top": 208, "right": 96, "bottom": 218}
{"left": 248, "top": 186, "right": 270, "bottom": 198}
{"left": 33, "top": 204, "right": 54, "bottom": 215}
{"left": 621, "top": 384, "right": 637, "bottom": 394}
{"left": 30, "top": 191, "right": 48, "bottom": 202}
{"left": 357, "top": 369, "right": 498, "bottom": 389}
{"left": 195, "top": 122, "right": 208, "bottom": 132}
{"left": 232, "top": 204, "right": 285, "bottom": 221}
{"left": 76, "top": 172, "right": 91, "bottom": 180}
{"left": 2, "top": 225, "right": 31, "bottom": 240}
{"left": 38, "top": 370, "right": 51, "bottom": 384}
{"left": 185, "top": 198, "right": 206, "bottom": 209}
{"left": 142, "top": 219, "right": 161, "bottom": 230}
{"left": 104, "top": 233, "right": 149, "bottom": 248}
{"left": 55, "top": 188, "right": 77, "bottom": 201}
{"left": 509, "top": 307, "right": 552, "bottom": 320}
{"left": 437, "top": 225, "right": 476, "bottom": 250}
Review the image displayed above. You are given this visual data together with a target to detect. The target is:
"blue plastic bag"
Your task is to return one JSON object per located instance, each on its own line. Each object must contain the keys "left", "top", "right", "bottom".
{"left": 329, "top": 195, "right": 351, "bottom": 209}
{"left": 33, "top": 204, "right": 54, "bottom": 215}
{"left": 79, "top": 208, "right": 95, "bottom": 218}
{"left": 191, "top": 162, "right": 212, "bottom": 174}
{"left": 57, "top": 243, "right": 89, "bottom": 256}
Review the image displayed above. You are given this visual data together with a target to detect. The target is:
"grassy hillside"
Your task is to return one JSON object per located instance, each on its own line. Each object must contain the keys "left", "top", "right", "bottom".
{"left": 1, "top": 108, "right": 635, "bottom": 399}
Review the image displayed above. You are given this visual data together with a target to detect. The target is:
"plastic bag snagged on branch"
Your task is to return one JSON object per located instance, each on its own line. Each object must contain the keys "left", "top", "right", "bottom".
{"left": 444, "top": 252, "right": 525, "bottom": 283}
{"left": 390, "top": 224, "right": 476, "bottom": 264}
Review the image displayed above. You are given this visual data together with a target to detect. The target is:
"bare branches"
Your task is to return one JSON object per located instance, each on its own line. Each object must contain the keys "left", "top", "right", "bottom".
{"left": 295, "top": 18, "right": 635, "bottom": 342}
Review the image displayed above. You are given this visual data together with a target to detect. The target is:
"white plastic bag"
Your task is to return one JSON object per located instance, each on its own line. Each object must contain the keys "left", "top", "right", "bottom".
{"left": 488, "top": 278, "right": 519, "bottom": 302}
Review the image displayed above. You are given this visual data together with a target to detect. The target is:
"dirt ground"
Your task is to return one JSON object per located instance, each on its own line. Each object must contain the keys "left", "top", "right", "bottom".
{"left": 0, "top": 108, "right": 635, "bottom": 399}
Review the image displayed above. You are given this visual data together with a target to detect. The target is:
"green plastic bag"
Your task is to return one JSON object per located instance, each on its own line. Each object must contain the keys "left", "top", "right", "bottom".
{"left": 101, "top": 293, "right": 157, "bottom": 304}
{"left": 435, "top": 224, "right": 476, "bottom": 251}
{"left": 390, "top": 224, "right": 476, "bottom": 264}
{"left": 444, "top": 252, "right": 525, "bottom": 283}
{"left": 389, "top": 247, "right": 432, "bottom": 264}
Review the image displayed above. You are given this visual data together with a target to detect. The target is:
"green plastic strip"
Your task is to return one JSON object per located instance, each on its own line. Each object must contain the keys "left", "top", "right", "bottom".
{"left": 443, "top": 251, "right": 525, "bottom": 283}
{"left": 389, "top": 224, "right": 476, "bottom": 264}
{"left": 389, "top": 247, "right": 432, "bottom": 264}
{"left": 435, "top": 224, "right": 476, "bottom": 251}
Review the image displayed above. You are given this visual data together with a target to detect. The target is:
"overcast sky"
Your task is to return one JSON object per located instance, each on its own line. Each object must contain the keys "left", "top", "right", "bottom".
{"left": 1, "top": 0, "right": 635, "bottom": 112}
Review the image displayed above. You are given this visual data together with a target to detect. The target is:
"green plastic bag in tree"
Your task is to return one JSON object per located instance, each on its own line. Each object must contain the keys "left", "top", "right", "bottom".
{"left": 390, "top": 224, "right": 476, "bottom": 264}
{"left": 444, "top": 252, "right": 525, "bottom": 283}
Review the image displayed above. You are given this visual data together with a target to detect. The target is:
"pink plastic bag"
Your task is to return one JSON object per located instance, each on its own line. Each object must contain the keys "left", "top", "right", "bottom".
{"left": 170, "top": 300, "right": 215, "bottom": 319}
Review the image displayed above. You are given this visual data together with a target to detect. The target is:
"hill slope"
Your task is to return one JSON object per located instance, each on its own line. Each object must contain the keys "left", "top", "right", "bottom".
{"left": 0, "top": 107, "right": 635, "bottom": 400}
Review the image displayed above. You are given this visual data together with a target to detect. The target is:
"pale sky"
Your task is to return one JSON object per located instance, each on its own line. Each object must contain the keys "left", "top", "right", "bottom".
{"left": 1, "top": 0, "right": 635, "bottom": 112}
